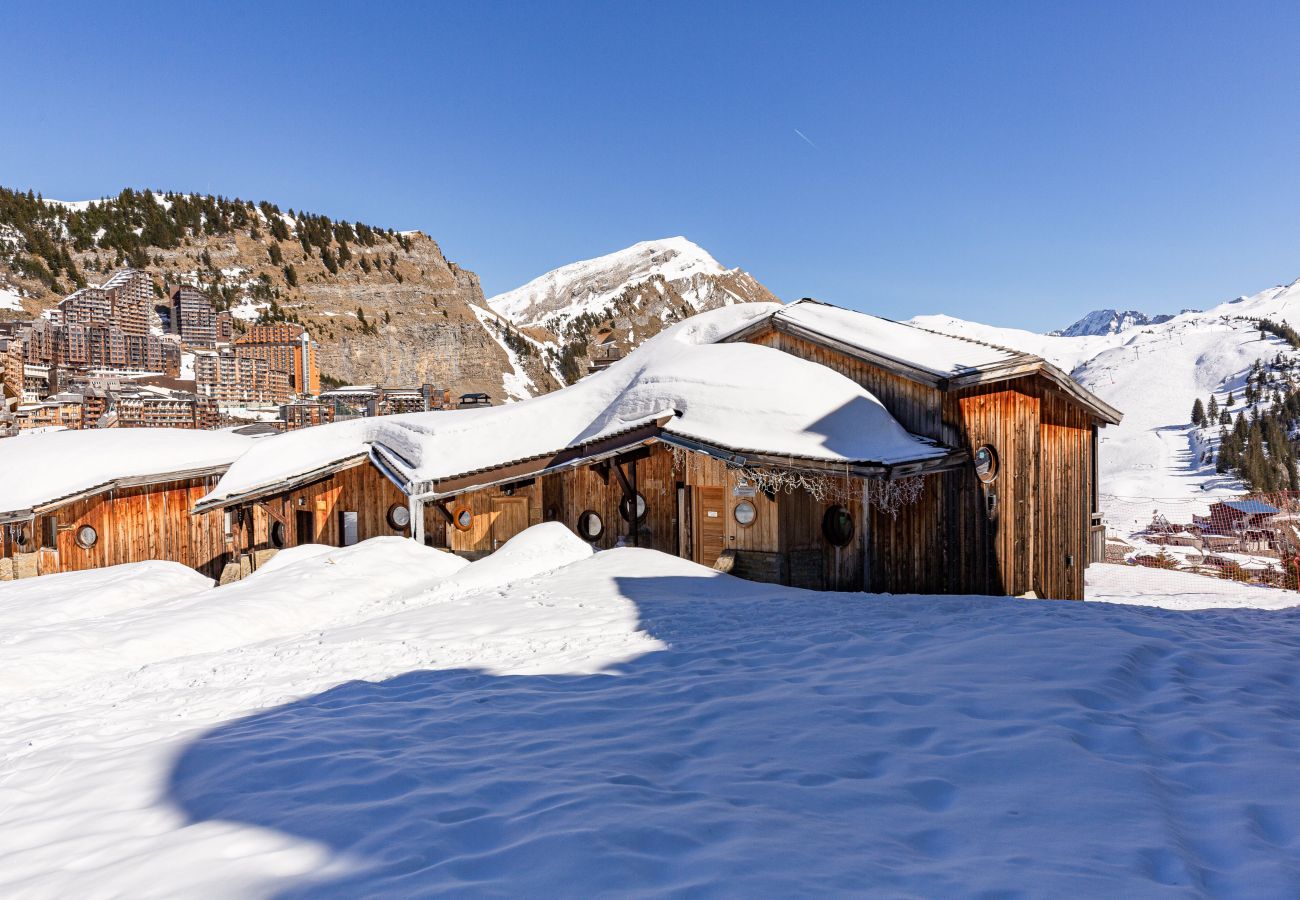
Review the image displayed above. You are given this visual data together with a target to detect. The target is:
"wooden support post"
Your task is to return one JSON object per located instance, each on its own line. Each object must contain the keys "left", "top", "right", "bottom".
{"left": 630, "top": 457, "right": 638, "bottom": 548}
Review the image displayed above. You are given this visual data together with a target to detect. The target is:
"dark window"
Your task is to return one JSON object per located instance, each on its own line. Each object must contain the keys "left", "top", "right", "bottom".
{"left": 619, "top": 493, "right": 647, "bottom": 523}
{"left": 41, "top": 516, "right": 58, "bottom": 550}
{"left": 822, "top": 505, "right": 855, "bottom": 547}
{"left": 577, "top": 510, "right": 604, "bottom": 541}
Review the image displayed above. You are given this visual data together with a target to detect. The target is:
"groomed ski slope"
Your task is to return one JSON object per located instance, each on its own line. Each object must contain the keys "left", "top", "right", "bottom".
{"left": 2, "top": 526, "right": 1300, "bottom": 897}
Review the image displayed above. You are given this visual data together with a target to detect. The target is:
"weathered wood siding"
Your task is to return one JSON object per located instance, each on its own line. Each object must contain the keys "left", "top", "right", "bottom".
{"left": 749, "top": 327, "right": 1096, "bottom": 600}
{"left": 749, "top": 330, "right": 948, "bottom": 441}
{"left": 35, "top": 476, "right": 228, "bottom": 579}
{"left": 244, "top": 462, "right": 413, "bottom": 555}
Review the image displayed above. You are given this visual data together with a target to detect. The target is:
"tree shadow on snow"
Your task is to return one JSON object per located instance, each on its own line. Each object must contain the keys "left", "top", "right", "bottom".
{"left": 168, "top": 573, "right": 1300, "bottom": 898}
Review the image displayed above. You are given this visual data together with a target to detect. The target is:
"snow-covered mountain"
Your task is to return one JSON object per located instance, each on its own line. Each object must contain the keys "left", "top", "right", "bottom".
{"left": 1051, "top": 308, "right": 1174, "bottom": 337}
{"left": 488, "top": 237, "right": 775, "bottom": 334}
{"left": 911, "top": 277, "right": 1300, "bottom": 516}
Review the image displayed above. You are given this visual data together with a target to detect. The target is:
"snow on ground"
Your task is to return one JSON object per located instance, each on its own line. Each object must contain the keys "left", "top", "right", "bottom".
{"left": 4, "top": 528, "right": 1300, "bottom": 896}
{"left": 469, "top": 303, "right": 538, "bottom": 400}
{"left": 0, "top": 284, "right": 23, "bottom": 312}
{"left": 1086, "top": 562, "right": 1300, "bottom": 610}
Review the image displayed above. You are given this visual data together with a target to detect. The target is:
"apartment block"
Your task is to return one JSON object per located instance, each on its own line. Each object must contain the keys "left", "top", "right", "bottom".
{"left": 234, "top": 323, "right": 319, "bottom": 395}
{"left": 195, "top": 348, "right": 291, "bottom": 405}
{"left": 169, "top": 285, "right": 220, "bottom": 348}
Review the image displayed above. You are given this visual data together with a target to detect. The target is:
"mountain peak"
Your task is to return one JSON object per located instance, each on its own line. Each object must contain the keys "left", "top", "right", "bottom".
{"left": 1051, "top": 308, "right": 1165, "bottom": 337}
{"left": 486, "top": 237, "right": 768, "bottom": 332}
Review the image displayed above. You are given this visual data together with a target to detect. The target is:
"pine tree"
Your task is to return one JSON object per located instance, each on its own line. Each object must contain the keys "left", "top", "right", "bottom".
{"left": 1191, "top": 398, "right": 1205, "bottom": 426}
{"left": 268, "top": 242, "right": 283, "bottom": 266}
{"left": 1226, "top": 391, "right": 1235, "bottom": 406}
{"left": 1207, "top": 395, "right": 1219, "bottom": 422}
{"left": 1220, "top": 409, "right": 1232, "bottom": 426}
{"left": 283, "top": 264, "right": 298, "bottom": 287}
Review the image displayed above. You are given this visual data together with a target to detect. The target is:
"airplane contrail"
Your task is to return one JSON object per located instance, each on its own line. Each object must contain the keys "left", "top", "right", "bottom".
{"left": 794, "top": 128, "right": 818, "bottom": 149}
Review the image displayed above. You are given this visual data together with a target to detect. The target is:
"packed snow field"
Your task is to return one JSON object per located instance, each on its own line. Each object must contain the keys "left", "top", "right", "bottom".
{"left": 4, "top": 527, "right": 1300, "bottom": 897}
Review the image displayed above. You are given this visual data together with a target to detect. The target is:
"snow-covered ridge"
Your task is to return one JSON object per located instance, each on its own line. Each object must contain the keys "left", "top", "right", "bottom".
{"left": 1051, "top": 308, "right": 1174, "bottom": 337}
{"left": 487, "top": 237, "right": 749, "bottom": 331}
{"left": 910, "top": 276, "right": 1300, "bottom": 506}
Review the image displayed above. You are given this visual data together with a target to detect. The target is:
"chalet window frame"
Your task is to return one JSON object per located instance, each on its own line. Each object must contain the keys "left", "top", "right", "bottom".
{"left": 74, "top": 524, "right": 98, "bottom": 550}
{"left": 452, "top": 505, "right": 474, "bottom": 532}
{"left": 733, "top": 499, "right": 757, "bottom": 527}
{"left": 387, "top": 503, "right": 411, "bottom": 531}
{"left": 577, "top": 509, "right": 604, "bottom": 542}
{"left": 40, "top": 516, "right": 58, "bottom": 551}
{"left": 974, "top": 445, "right": 1000, "bottom": 484}
{"left": 822, "top": 505, "right": 855, "bottom": 548}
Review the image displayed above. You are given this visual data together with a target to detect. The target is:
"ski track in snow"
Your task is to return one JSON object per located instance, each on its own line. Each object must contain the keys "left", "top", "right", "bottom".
{"left": 3, "top": 528, "right": 1300, "bottom": 896}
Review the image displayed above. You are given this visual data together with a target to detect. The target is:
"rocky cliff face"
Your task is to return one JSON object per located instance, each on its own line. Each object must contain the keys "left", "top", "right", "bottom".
{"left": 0, "top": 188, "right": 560, "bottom": 399}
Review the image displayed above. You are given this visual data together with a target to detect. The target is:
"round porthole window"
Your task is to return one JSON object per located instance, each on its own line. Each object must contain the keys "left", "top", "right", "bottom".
{"left": 577, "top": 509, "right": 604, "bottom": 541}
{"left": 822, "top": 505, "right": 855, "bottom": 547}
{"left": 387, "top": 503, "right": 411, "bottom": 530}
{"left": 734, "top": 500, "right": 757, "bottom": 527}
{"left": 14, "top": 525, "right": 29, "bottom": 549}
{"left": 75, "top": 524, "right": 98, "bottom": 550}
{"left": 619, "top": 493, "right": 647, "bottom": 523}
{"left": 270, "top": 521, "right": 287, "bottom": 549}
{"left": 974, "top": 445, "right": 999, "bottom": 483}
{"left": 453, "top": 506, "right": 474, "bottom": 532}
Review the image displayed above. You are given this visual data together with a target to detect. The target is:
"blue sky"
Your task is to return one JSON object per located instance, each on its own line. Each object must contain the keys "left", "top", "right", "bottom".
{"left": 3, "top": 1, "right": 1299, "bottom": 330}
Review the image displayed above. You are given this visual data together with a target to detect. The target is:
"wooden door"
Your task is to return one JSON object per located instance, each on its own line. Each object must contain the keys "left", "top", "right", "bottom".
{"left": 491, "top": 497, "right": 530, "bottom": 551}
{"left": 296, "top": 510, "right": 316, "bottom": 544}
{"left": 694, "top": 486, "right": 725, "bottom": 567}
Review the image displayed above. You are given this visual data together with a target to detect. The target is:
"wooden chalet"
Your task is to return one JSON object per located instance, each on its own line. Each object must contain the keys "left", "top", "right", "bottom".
{"left": 722, "top": 300, "right": 1123, "bottom": 599}
{"left": 0, "top": 430, "right": 255, "bottom": 580}
{"left": 192, "top": 301, "right": 1121, "bottom": 600}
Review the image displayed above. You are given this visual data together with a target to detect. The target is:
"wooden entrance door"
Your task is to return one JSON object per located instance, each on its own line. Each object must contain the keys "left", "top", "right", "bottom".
{"left": 295, "top": 510, "right": 315, "bottom": 545}
{"left": 491, "top": 497, "right": 529, "bottom": 551}
{"left": 693, "top": 486, "right": 725, "bottom": 567}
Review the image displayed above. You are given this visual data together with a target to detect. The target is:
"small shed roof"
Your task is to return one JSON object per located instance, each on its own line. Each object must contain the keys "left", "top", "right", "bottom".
{"left": 1217, "top": 499, "right": 1281, "bottom": 515}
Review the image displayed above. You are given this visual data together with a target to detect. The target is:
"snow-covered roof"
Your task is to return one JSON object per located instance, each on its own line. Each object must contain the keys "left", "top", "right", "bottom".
{"left": 199, "top": 305, "right": 953, "bottom": 508}
{"left": 725, "top": 299, "right": 1122, "bottom": 424}
{"left": 770, "top": 300, "right": 1021, "bottom": 378}
{"left": 0, "top": 429, "right": 257, "bottom": 517}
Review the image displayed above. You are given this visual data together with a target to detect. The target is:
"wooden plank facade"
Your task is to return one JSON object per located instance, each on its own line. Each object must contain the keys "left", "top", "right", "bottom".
{"left": 740, "top": 327, "right": 1106, "bottom": 599}
{"left": 1, "top": 475, "right": 229, "bottom": 580}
